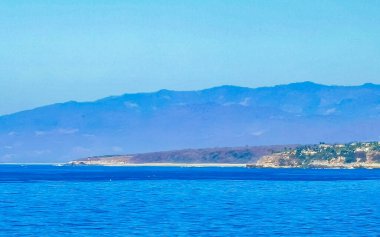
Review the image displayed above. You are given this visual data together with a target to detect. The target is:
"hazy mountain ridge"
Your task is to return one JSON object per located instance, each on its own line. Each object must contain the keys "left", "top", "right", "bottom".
{"left": 1, "top": 82, "right": 380, "bottom": 162}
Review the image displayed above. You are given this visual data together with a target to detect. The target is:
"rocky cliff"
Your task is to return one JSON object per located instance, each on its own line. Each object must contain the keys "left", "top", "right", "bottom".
{"left": 250, "top": 142, "right": 380, "bottom": 168}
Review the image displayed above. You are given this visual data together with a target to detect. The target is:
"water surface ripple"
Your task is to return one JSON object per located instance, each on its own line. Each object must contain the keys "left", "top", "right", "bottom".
{"left": 0, "top": 166, "right": 379, "bottom": 236}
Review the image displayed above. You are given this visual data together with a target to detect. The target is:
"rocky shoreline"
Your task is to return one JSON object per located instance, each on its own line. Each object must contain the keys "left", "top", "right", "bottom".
{"left": 246, "top": 162, "right": 380, "bottom": 169}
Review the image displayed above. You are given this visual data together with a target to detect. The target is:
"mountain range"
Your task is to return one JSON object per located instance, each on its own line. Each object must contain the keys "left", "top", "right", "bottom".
{"left": 1, "top": 81, "right": 380, "bottom": 163}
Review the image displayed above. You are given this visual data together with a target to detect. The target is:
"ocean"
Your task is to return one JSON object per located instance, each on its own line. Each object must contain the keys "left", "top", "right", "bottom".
{"left": 1, "top": 165, "right": 380, "bottom": 236}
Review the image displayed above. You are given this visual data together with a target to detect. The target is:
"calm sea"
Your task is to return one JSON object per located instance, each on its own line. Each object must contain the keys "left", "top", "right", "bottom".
{"left": 1, "top": 165, "right": 380, "bottom": 236}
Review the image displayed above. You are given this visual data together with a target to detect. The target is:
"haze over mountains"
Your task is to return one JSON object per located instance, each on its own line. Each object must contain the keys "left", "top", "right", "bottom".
{"left": 1, "top": 81, "right": 380, "bottom": 163}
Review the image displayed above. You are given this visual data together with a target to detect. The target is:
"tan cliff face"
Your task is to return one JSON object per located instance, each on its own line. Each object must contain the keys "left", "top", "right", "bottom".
{"left": 366, "top": 152, "right": 380, "bottom": 163}
{"left": 256, "top": 154, "right": 301, "bottom": 168}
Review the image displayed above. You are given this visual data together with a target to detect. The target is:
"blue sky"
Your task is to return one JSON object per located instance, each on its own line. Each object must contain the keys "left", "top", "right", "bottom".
{"left": 0, "top": 0, "right": 380, "bottom": 115}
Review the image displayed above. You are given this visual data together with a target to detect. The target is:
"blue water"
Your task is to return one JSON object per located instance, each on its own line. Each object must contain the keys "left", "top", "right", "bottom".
{"left": 1, "top": 166, "right": 380, "bottom": 236}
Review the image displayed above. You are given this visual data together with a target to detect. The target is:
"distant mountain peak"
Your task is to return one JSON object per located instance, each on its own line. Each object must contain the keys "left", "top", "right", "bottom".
{"left": 362, "top": 83, "right": 379, "bottom": 88}
{"left": 157, "top": 89, "right": 173, "bottom": 94}
{"left": 204, "top": 85, "right": 251, "bottom": 93}
{"left": 285, "top": 81, "right": 325, "bottom": 89}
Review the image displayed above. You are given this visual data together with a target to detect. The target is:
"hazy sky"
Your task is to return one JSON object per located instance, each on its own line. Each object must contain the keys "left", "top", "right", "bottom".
{"left": 1, "top": 0, "right": 380, "bottom": 115}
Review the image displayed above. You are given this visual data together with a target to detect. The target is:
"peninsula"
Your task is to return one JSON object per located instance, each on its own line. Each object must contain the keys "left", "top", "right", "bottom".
{"left": 67, "top": 145, "right": 295, "bottom": 167}
{"left": 68, "top": 142, "right": 380, "bottom": 168}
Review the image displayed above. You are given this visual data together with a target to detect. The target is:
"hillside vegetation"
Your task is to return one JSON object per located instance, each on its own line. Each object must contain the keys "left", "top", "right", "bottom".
{"left": 253, "top": 142, "right": 380, "bottom": 168}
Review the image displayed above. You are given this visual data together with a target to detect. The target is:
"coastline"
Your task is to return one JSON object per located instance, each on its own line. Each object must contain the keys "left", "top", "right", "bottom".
{"left": 0, "top": 163, "right": 64, "bottom": 166}
{"left": 3, "top": 162, "right": 380, "bottom": 169}
{"left": 247, "top": 163, "right": 380, "bottom": 169}
{"left": 67, "top": 162, "right": 247, "bottom": 167}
